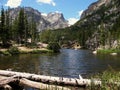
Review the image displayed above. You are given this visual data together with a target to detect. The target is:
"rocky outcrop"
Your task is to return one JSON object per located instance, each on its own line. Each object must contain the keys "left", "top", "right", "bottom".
{"left": 79, "top": 0, "right": 119, "bottom": 29}
{"left": 75, "top": 0, "right": 120, "bottom": 50}
{"left": 81, "top": 0, "right": 111, "bottom": 19}
{"left": 9, "top": 7, "right": 68, "bottom": 31}
{"left": 42, "top": 12, "right": 68, "bottom": 30}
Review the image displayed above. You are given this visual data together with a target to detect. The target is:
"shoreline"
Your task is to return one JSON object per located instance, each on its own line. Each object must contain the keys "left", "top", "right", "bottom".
{"left": 93, "top": 49, "right": 120, "bottom": 55}
{"left": 0, "top": 46, "right": 53, "bottom": 56}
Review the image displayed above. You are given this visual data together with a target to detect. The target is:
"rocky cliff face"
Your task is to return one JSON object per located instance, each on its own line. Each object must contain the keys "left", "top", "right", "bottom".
{"left": 81, "top": 0, "right": 111, "bottom": 19}
{"left": 42, "top": 12, "right": 68, "bottom": 30}
{"left": 79, "top": 0, "right": 119, "bottom": 29}
{"left": 75, "top": 0, "right": 120, "bottom": 50}
{"left": 9, "top": 7, "right": 68, "bottom": 31}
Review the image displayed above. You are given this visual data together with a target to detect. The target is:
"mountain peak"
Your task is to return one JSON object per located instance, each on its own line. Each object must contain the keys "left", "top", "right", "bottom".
{"left": 9, "top": 7, "right": 68, "bottom": 31}
{"left": 46, "top": 12, "right": 65, "bottom": 23}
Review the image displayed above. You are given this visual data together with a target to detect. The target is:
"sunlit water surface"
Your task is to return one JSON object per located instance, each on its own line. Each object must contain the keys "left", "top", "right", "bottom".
{"left": 0, "top": 49, "right": 120, "bottom": 78}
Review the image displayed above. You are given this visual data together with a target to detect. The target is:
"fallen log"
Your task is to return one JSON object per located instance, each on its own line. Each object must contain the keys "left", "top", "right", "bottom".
{"left": 20, "top": 78, "right": 71, "bottom": 90}
{"left": 0, "top": 76, "right": 70, "bottom": 90}
{"left": 3, "top": 85, "right": 12, "bottom": 90}
{"left": 0, "top": 76, "right": 17, "bottom": 86}
{"left": 0, "top": 70, "right": 101, "bottom": 87}
{"left": 0, "top": 76, "right": 18, "bottom": 90}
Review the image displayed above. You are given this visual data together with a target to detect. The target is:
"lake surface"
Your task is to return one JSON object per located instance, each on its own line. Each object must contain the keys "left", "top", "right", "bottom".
{"left": 0, "top": 49, "right": 120, "bottom": 78}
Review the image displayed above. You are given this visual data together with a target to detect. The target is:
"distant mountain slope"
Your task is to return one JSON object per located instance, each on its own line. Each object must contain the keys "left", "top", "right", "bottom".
{"left": 9, "top": 7, "right": 68, "bottom": 31}
{"left": 73, "top": 0, "right": 120, "bottom": 49}
{"left": 76, "top": 0, "right": 120, "bottom": 29}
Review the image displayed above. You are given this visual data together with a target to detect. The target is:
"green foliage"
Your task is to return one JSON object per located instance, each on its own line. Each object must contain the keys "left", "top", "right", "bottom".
{"left": 17, "top": 8, "right": 25, "bottom": 43}
{"left": 29, "top": 19, "right": 38, "bottom": 43}
{"left": 30, "top": 49, "right": 53, "bottom": 54}
{"left": 90, "top": 68, "right": 120, "bottom": 90}
{"left": 40, "top": 27, "right": 85, "bottom": 47}
{"left": 0, "top": 51, "right": 11, "bottom": 56}
{"left": 1, "top": 2, "right": 120, "bottom": 50}
{"left": 0, "top": 7, "right": 38, "bottom": 48}
{"left": 26, "top": 42, "right": 38, "bottom": 48}
{"left": 47, "top": 42, "right": 61, "bottom": 53}
{"left": 0, "top": 7, "right": 11, "bottom": 47}
{"left": 8, "top": 46, "right": 20, "bottom": 55}
{"left": 97, "top": 49, "right": 120, "bottom": 54}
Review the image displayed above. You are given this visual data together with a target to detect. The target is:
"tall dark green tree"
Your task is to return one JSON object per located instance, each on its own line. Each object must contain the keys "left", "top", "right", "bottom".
{"left": 29, "top": 17, "right": 38, "bottom": 44}
{"left": 4, "top": 9, "right": 10, "bottom": 44}
{"left": 24, "top": 15, "right": 29, "bottom": 46}
{"left": 0, "top": 7, "right": 10, "bottom": 47}
{"left": 17, "top": 8, "right": 25, "bottom": 44}
{"left": 0, "top": 7, "right": 5, "bottom": 44}
{"left": 11, "top": 17, "right": 19, "bottom": 41}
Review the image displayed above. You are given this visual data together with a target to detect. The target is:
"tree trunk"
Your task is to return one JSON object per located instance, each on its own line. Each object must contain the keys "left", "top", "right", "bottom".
{"left": 0, "top": 70, "right": 101, "bottom": 87}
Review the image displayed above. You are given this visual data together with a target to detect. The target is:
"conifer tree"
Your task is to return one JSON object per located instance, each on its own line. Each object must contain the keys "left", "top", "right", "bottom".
{"left": 17, "top": 8, "right": 25, "bottom": 44}
{"left": 24, "top": 15, "right": 29, "bottom": 46}
{"left": 30, "top": 17, "right": 38, "bottom": 44}
{"left": 11, "top": 17, "right": 19, "bottom": 42}
{"left": 0, "top": 7, "right": 5, "bottom": 44}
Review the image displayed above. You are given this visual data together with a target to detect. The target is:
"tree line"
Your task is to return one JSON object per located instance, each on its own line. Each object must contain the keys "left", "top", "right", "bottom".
{"left": 40, "top": 15, "right": 120, "bottom": 49}
{"left": 0, "top": 7, "right": 38, "bottom": 48}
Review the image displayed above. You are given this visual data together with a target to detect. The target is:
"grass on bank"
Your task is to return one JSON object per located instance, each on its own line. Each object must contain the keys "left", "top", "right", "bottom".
{"left": 0, "top": 46, "right": 53, "bottom": 56}
{"left": 90, "top": 67, "right": 120, "bottom": 90}
{"left": 97, "top": 49, "right": 120, "bottom": 54}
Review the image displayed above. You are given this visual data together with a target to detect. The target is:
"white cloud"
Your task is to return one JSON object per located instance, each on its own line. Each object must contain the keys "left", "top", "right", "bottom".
{"left": 67, "top": 10, "right": 84, "bottom": 26}
{"left": 78, "top": 10, "right": 84, "bottom": 17}
{"left": 68, "top": 18, "right": 79, "bottom": 26}
{"left": 5, "top": 0, "right": 22, "bottom": 8}
{"left": 41, "top": 13, "right": 47, "bottom": 17}
{"left": 37, "top": 0, "right": 56, "bottom": 6}
{"left": 55, "top": 11, "right": 62, "bottom": 13}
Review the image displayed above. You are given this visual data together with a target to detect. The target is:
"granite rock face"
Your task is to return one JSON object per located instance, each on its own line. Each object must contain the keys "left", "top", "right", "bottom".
{"left": 9, "top": 7, "right": 68, "bottom": 31}
{"left": 75, "top": 0, "right": 120, "bottom": 49}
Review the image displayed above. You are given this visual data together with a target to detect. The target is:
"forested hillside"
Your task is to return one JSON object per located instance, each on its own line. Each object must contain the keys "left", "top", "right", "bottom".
{"left": 0, "top": 7, "right": 38, "bottom": 47}
{"left": 0, "top": 0, "right": 120, "bottom": 50}
{"left": 40, "top": 0, "right": 120, "bottom": 50}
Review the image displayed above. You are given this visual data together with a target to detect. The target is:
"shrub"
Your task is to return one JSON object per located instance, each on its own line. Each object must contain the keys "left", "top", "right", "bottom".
{"left": 26, "top": 42, "right": 38, "bottom": 48}
{"left": 0, "top": 51, "right": 11, "bottom": 56}
{"left": 30, "top": 49, "right": 53, "bottom": 54}
{"left": 8, "top": 46, "right": 20, "bottom": 55}
{"left": 47, "top": 42, "right": 61, "bottom": 53}
{"left": 97, "top": 49, "right": 120, "bottom": 54}
{"left": 90, "top": 67, "right": 120, "bottom": 90}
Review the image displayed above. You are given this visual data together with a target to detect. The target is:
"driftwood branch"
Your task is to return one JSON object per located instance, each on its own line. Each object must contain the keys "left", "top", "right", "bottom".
{"left": 20, "top": 78, "right": 70, "bottom": 90}
{"left": 0, "top": 70, "right": 101, "bottom": 90}
{"left": 0, "top": 77, "right": 18, "bottom": 86}
{"left": 0, "top": 76, "right": 70, "bottom": 90}
{"left": 0, "top": 70, "right": 101, "bottom": 86}
{"left": 0, "top": 76, "right": 18, "bottom": 90}
{"left": 3, "top": 85, "right": 12, "bottom": 90}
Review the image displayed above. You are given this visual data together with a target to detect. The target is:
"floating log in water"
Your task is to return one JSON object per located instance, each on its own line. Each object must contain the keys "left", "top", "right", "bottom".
{"left": 0, "top": 70, "right": 101, "bottom": 88}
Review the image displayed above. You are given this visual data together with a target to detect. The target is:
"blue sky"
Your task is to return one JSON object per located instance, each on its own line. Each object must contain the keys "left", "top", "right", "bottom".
{"left": 0, "top": 0, "right": 97, "bottom": 25}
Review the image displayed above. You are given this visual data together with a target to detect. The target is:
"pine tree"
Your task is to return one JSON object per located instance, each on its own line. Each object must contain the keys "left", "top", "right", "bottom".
{"left": 0, "top": 7, "right": 11, "bottom": 47}
{"left": 24, "top": 15, "right": 29, "bottom": 46}
{"left": 17, "top": 8, "right": 25, "bottom": 44}
{"left": 30, "top": 17, "right": 38, "bottom": 44}
{"left": 11, "top": 17, "right": 19, "bottom": 42}
{"left": 0, "top": 7, "right": 5, "bottom": 44}
{"left": 4, "top": 9, "right": 10, "bottom": 44}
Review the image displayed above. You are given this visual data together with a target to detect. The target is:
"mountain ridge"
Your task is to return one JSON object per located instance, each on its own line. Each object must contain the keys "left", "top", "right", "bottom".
{"left": 75, "top": 0, "right": 120, "bottom": 50}
{"left": 9, "top": 7, "right": 68, "bottom": 31}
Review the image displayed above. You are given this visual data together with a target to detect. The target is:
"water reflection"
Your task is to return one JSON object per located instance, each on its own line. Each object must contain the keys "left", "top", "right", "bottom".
{"left": 0, "top": 49, "right": 120, "bottom": 78}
